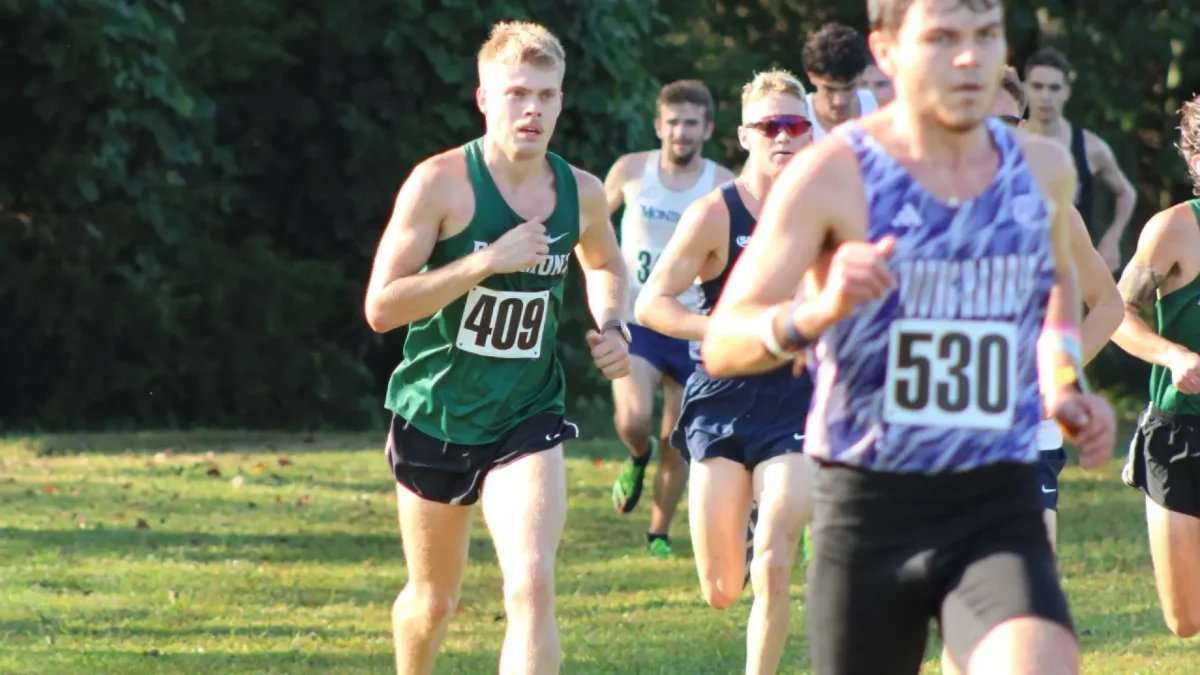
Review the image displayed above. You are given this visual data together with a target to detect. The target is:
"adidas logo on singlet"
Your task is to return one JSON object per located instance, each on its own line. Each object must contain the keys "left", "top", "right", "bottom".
{"left": 892, "top": 203, "right": 923, "bottom": 229}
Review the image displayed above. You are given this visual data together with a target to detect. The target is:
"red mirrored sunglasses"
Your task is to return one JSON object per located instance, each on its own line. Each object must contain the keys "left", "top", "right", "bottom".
{"left": 745, "top": 114, "right": 812, "bottom": 137}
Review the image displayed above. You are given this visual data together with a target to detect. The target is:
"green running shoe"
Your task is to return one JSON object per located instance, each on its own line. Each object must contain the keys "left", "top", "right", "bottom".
{"left": 612, "top": 437, "right": 655, "bottom": 514}
{"left": 648, "top": 536, "right": 673, "bottom": 559}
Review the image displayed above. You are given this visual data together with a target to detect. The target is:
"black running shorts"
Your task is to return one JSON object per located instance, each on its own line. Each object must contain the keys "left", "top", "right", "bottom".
{"left": 805, "top": 460, "right": 1073, "bottom": 674}
{"left": 1123, "top": 405, "right": 1200, "bottom": 518}
{"left": 385, "top": 413, "right": 578, "bottom": 506}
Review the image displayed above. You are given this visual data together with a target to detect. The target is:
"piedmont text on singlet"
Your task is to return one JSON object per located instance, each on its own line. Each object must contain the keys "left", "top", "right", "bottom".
{"left": 384, "top": 138, "right": 580, "bottom": 446}
{"left": 805, "top": 118, "right": 1056, "bottom": 473}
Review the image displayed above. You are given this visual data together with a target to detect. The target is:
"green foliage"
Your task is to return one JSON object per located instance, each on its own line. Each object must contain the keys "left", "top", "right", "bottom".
{"left": 0, "top": 0, "right": 660, "bottom": 430}
{"left": 2, "top": 0, "right": 1197, "bottom": 430}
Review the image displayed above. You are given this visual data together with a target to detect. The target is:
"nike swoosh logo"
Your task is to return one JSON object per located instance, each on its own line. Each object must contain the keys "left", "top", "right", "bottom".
{"left": 547, "top": 233, "right": 569, "bottom": 243}
{"left": 1041, "top": 486, "right": 1056, "bottom": 493}
{"left": 793, "top": 433, "right": 805, "bottom": 441}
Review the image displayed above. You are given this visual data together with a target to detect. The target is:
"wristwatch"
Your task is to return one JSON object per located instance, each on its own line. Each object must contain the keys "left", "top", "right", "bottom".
{"left": 600, "top": 319, "right": 632, "bottom": 345}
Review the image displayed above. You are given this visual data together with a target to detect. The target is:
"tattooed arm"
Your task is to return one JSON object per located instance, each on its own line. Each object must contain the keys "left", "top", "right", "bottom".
{"left": 1111, "top": 207, "right": 1200, "bottom": 393}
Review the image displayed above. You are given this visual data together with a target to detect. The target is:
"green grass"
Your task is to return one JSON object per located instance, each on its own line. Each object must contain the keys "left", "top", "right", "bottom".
{"left": 0, "top": 418, "right": 1190, "bottom": 674}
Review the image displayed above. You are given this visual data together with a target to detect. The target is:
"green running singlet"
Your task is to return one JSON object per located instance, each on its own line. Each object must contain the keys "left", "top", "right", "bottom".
{"left": 1148, "top": 199, "right": 1200, "bottom": 416}
{"left": 385, "top": 137, "right": 580, "bottom": 445}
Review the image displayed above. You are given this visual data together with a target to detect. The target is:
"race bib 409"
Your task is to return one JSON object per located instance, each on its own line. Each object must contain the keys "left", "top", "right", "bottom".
{"left": 456, "top": 287, "right": 549, "bottom": 359}
{"left": 882, "top": 318, "right": 1017, "bottom": 430}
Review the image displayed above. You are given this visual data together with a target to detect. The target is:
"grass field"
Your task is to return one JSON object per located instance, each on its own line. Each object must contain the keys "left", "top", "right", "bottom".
{"left": 0, "top": 419, "right": 1191, "bottom": 674}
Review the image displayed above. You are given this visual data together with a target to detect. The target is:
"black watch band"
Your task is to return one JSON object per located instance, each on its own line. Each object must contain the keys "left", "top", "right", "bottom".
{"left": 600, "top": 319, "right": 632, "bottom": 344}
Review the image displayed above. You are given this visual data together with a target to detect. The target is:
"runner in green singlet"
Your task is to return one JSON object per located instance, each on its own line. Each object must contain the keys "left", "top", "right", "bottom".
{"left": 1112, "top": 93, "right": 1200, "bottom": 639}
{"left": 363, "top": 21, "right": 632, "bottom": 675}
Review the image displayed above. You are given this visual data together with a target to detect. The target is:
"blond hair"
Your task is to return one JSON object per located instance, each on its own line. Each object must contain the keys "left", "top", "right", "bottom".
{"left": 741, "top": 70, "right": 807, "bottom": 109}
{"left": 477, "top": 21, "right": 565, "bottom": 72}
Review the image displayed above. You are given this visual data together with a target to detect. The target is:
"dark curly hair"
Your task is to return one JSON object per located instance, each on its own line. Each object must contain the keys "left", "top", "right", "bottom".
{"left": 1179, "top": 95, "right": 1200, "bottom": 195}
{"left": 802, "top": 23, "right": 869, "bottom": 83}
{"left": 868, "top": 0, "right": 1001, "bottom": 34}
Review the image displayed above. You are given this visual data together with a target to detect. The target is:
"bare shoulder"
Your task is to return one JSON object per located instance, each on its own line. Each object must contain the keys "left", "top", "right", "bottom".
{"left": 607, "top": 150, "right": 653, "bottom": 181}
{"left": 397, "top": 147, "right": 472, "bottom": 233}
{"left": 776, "top": 134, "right": 865, "bottom": 212}
{"left": 691, "top": 186, "right": 729, "bottom": 216}
{"left": 571, "top": 165, "right": 607, "bottom": 210}
{"left": 1138, "top": 201, "right": 1200, "bottom": 250}
{"left": 1015, "top": 131, "right": 1076, "bottom": 185}
{"left": 684, "top": 186, "right": 732, "bottom": 230}
{"left": 1082, "top": 128, "right": 1115, "bottom": 154}
{"left": 570, "top": 165, "right": 611, "bottom": 238}
{"left": 411, "top": 146, "right": 468, "bottom": 186}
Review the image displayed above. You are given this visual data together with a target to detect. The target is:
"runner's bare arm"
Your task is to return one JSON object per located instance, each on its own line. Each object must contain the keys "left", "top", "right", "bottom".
{"left": 1031, "top": 139, "right": 1088, "bottom": 402}
{"left": 576, "top": 169, "right": 630, "bottom": 326}
{"left": 634, "top": 192, "right": 725, "bottom": 341}
{"left": 1089, "top": 133, "right": 1137, "bottom": 251}
{"left": 1067, "top": 204, "right": 1123, "bottom": 363}
{"left": 701, "top": 145, "right": 848, "bottom": 377}
{"left": 364, "top": 157, "right": 492, "bottom": 333}
{"left": 603, "top": 154, "right": 633, "bottom": 217}
{"left": 1112, "top": 208, "right": 1195, "bottom": 367}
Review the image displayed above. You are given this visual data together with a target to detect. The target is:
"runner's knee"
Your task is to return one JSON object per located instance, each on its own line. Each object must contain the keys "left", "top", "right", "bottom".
{"left": 502, "top": 558, "right": 555, "bottom": 613}
{"left": 614, "top": 404, "right": 653, "bottom": 440}
{"left": 700, "top": 575, "right": 740, "bottom": 610}
{"left": 396, "top": 584, "right": 458, "bottom": 628}
{"left": 749, "top": 546, "right": 794, "bottom": 597}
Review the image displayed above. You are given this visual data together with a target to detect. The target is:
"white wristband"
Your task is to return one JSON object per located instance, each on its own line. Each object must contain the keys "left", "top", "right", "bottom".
{"left": 759, "top": 306, "right": 798, "bottom": 359}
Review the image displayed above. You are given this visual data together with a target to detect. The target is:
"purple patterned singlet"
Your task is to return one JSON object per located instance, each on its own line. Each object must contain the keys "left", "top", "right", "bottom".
{"left": 804, "top": 118, "right": 1055, "bottom": 473}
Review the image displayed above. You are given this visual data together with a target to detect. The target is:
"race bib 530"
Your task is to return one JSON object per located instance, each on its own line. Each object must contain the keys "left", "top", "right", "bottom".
{"left": 456, "top": 287, "right": 549, "bottom": 359}
{"left": 883, "top": 318, "right": 1017, "bottom": 430}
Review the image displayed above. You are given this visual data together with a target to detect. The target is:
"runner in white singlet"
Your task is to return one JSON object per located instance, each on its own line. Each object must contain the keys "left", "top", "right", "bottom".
{"left": 604, "top": 79, "right": 735, "bottom": 557}
{"left": 801, "top": 22, "right": 879, "bottom": 140}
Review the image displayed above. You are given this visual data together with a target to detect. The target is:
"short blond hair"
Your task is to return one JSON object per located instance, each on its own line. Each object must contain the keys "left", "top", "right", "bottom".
{"left": 477, "top": 21, "right": 565, "bottom": 72}
{"left": 741, "top": 70, "right": 807, "bottom": 110}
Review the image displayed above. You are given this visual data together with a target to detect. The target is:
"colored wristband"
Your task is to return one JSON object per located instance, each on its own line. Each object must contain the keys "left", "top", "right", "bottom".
{"left": 781, "top": 298, "right": 818, "bottom": 351}
{"left": 760, "top": 306, "right": 798, "bottom": 359}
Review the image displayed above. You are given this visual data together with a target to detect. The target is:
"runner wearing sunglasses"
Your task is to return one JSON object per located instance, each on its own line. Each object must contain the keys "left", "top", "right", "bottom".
{"left": 634, "top": 70, "right": 815, "bottom": 675}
